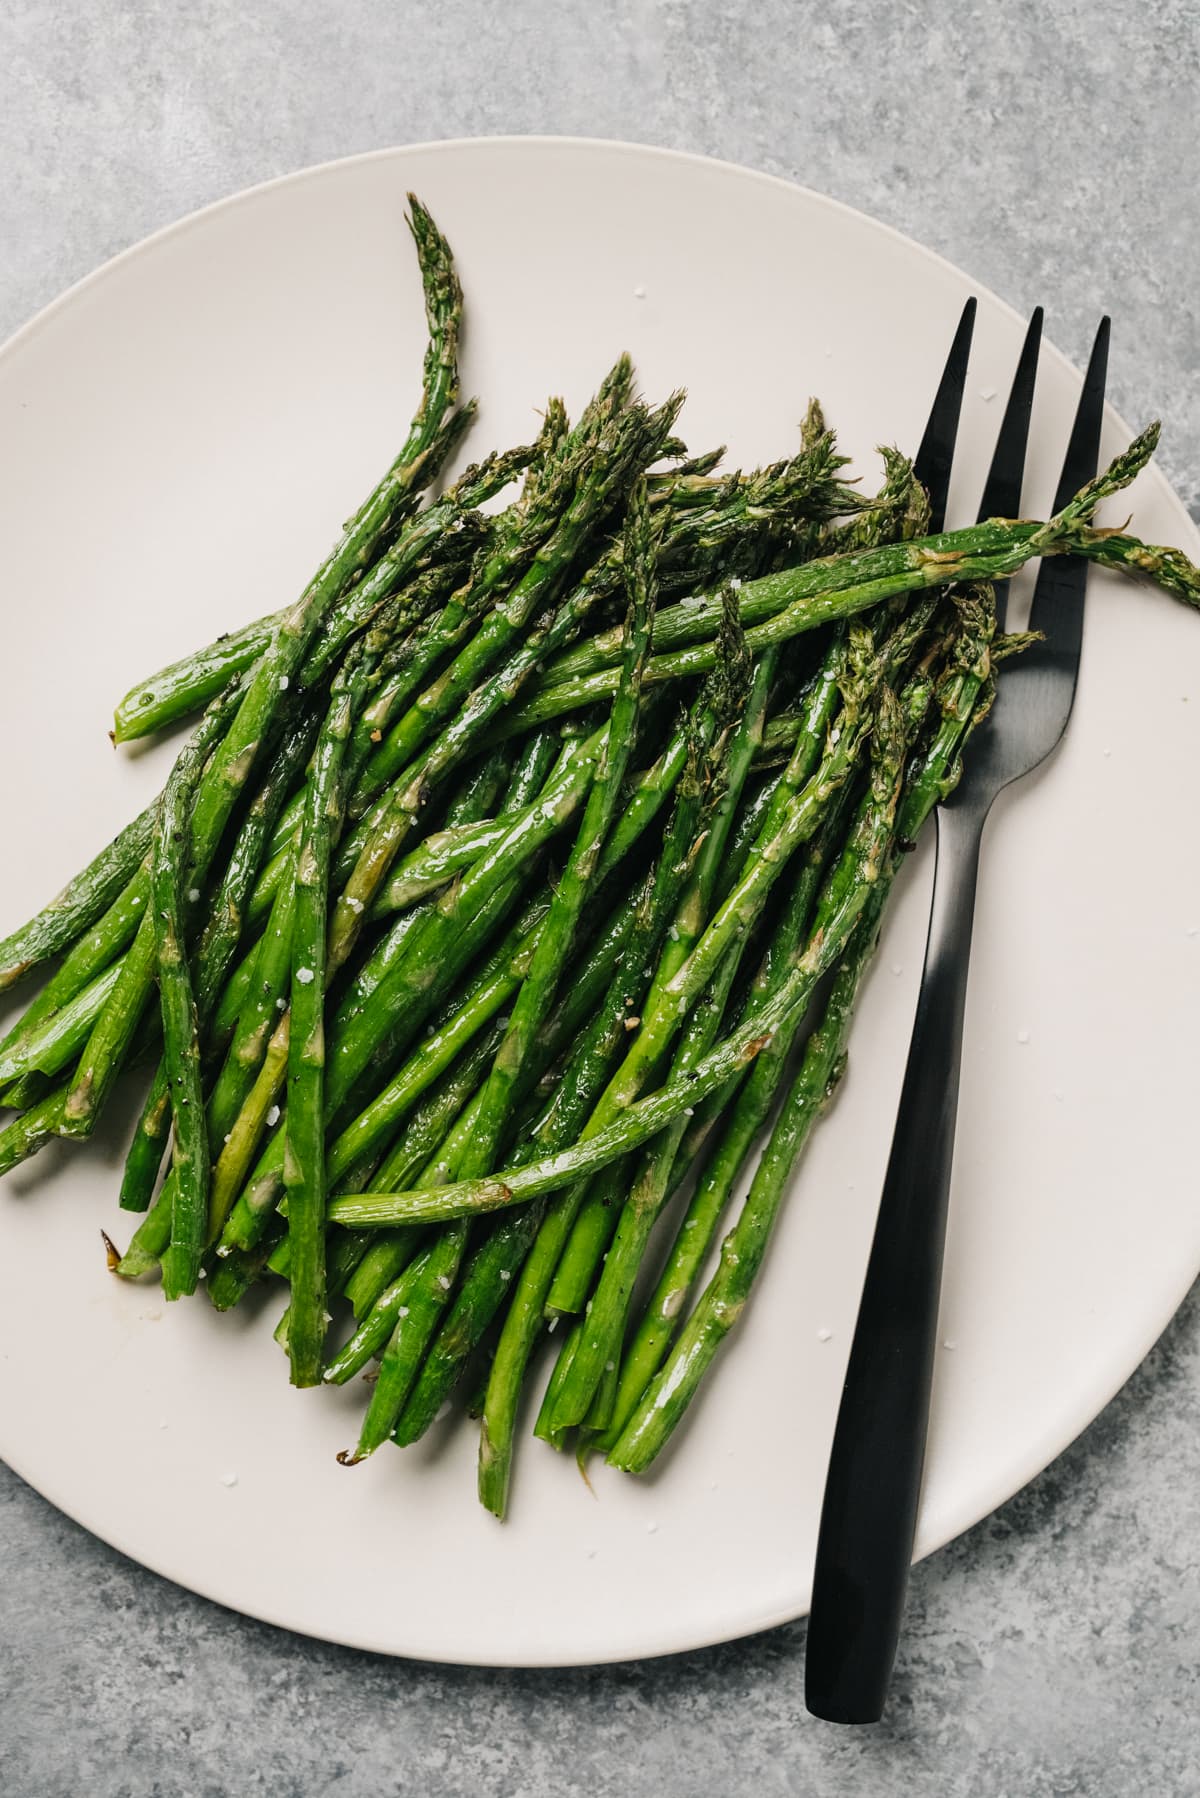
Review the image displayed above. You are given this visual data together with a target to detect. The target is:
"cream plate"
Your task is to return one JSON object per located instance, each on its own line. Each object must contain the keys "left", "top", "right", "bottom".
{"left": 1, "top": 139, "right": 1198, "bottom": 1666}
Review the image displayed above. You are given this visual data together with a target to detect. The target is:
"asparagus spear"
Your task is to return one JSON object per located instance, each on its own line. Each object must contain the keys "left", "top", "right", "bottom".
{"left": 202, "top": 382, "right": 670, "bottom": 1223}
{"left": 214, "top": 865, "right": 559, "bottom": 1261}
{"left": 336, "top": 1034, "right": 504, "bottom": 1328}
{"left": 606, "top": 614, "right": 990, "bottom": 1469}
{"left": 111, "top": 192, "right": 474, "bottom": 747}
{"left": 323, "top": 896, "right": 553, "bottom": 1188}
{"left": 386, "top": 483, "right": 659, "bottom": 1446}
{"left": 0, "top": 863, "right": 151, "bottom": 1069}
{"left": 328, "top": 679, "right": 914, "bottom": 1232}
{"left": 474, "top": 647, "right": 753, "bottom": 1513}
{"left": 279, "top": 1020, "right": 510, "bottom": 1337}
{"left": 609, "top": 922, "right": 863, "bottom": 1472}
{"left": 473, "top": 485, "right": 657, "bottom": 1162}
{"left": 594, "top": 631, "right": 954, "bottom": 1443}
{"left": 119, "top": 706, "right": 318, "bottom": 1213}
{"left": 818, "top": 445, "right": 930, "bottom": 557}
{"left": 328, "top": 1090, "right": 487, "bottom": 1423}
{"left": 154, "top": 687, "right": 249, "bottom": 1300}
{"left": 543, "top": 643, "right": 779, "bottom": 1423}
{"left": 56, "top": 202, "right": 470, "bottom": 1143}
{"left": 326, "top": 379, "right": 682, "bottom": 969}
{"left": 0, "top": 964, "right": 122, "bottom": 1092}
{"left": 599, "top": 797, "right": 853, "bottom": 1440}
{"left": 285, "top": 639, "right": 377, "bottom": 1385}
{"left": 498, "top": 425, "right": 1162, "bottom": 731}
{"left": 545, "top": 608, "right": 765, "bottom": 1316}
{"left": 0, "top": 803, "right": 157, "bottom": 996}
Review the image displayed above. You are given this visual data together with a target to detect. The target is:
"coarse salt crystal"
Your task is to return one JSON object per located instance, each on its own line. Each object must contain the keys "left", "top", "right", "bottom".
{"left": 266, "top": 1105, "right": 280, "bottom": 1127}
{"left": 188, "top": 888, "right": 200, "bottom": 903}
{"left": 817, "top": 1328, "right": 832, "bottom": 1343}
{"left": 296, "top": 967, "right": 315, "bottom": 985}
{"left": 646, "top": 1521, "right": 659, "bottom": 1534}
{"left": 397, "top": 1306, "right": 410, "bottom": 1318}
{"left": 499, "top": 1270, "right": 511, "bottom": 1282}
{"left": 633, "top": 284, "right": 646, "bottom": 299}
{"left": 437, "top": 1274, "right": 451, "bottom": 1290}
{"left": 279, "top": 675, "right": 289, "bottom": 691}
{"left": 1016, "top": 1027, "right": 1030, "bottom": 1044}
{"left": 979, "top": 386, "right": 997, "bottom": 401}
{"left": 220, "top": 1471, "right": 238, "bottom": 1487}
{"left": 346, "top": 897, "right": 364, "bottom": 913}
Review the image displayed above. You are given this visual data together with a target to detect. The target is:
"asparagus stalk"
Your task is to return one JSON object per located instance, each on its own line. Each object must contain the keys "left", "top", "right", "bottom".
{"left": 474, "top": 646, "right": 754, "bottom": 1513}
{"left": 543, "top": 643, "right": 779, "bottom": 1422}
{"left": 0, "top": 803, "right": 157, "bottom": 996}
{"left": 328, "top": 1088, "right": 487, "bottom": 1425}
{"left": 285, "top": 640, "right": 376, "bottom": 1386}
{"left": 326, "top": 379, "right": 682, "bottom": 970}
{"left": 332, "top": 1022, "right": 509, "bottom": 1323}
{"left": 111, "top": 193, "right": 474, "bottom": 747}
{"left": 387, "top": 482, "right": 659, "bottom": 1446}
{"left": 498, "top": 425, "right": 1161, "bottom": 731}
{"left": 0, "top": 964, "right": 122, "bottom": 1092}
{"left": 609, "top": 920, "right": 863, "bottom": 1472}
{"left": 595, "top": 633, "right": 952, "bottom": 1442}
{"left": 328, "top": 680, "right": 913, "bottom": 1231}
{"left": 336, "top": 1042, "right": 500, "bottom": 1323}
{"left": 545, "top": 609, "right": 766, "bottom": 1316}
{"left": 605, "top": 618, "right": 989, "bottom": 1469}
{"left": 204, "top": 382, "right": 670, "bottom": 1223}
{"left": 154, "top": 688, "right": 249, "bottom": 1300}
{"left": 473, "top": 485, "right": 657, "bottom": 1161}
{"left": 119, "top": 706, "right": 318, "bottom": 1213}
{"left": 57, "top": 202, "right": 470, "bottom": 1142}
{"left": 599, "top": 799, "right": 851, "bottom": 1440}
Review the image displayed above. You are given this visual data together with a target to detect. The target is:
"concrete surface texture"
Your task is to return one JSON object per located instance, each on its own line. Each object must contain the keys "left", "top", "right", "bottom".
{"left": 3, "top": 3, "right": 1199, "bottom": 1794}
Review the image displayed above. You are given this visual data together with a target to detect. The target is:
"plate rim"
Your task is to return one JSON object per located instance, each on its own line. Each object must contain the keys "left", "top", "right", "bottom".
{"left": 3, "top": 134, "right": 1198, "bottom": 1669}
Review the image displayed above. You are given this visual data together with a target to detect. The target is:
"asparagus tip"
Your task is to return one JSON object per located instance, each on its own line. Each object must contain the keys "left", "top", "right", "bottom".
{"left": 100, "top": 1229, "right": 122, "bottom": 1271}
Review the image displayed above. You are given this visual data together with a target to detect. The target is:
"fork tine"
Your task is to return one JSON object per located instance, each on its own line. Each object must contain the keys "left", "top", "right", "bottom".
{"left": 977, "top": 307, "right": 1043, "bottom": 523}
{"left": 913, "top": 297, "right": 976, "bottom": 533}
{"left": 1028, "top": 317, "right": 1111, "bottom": 647}
{"left": 975, "top": 307, "right": 1043, "bottom": 630}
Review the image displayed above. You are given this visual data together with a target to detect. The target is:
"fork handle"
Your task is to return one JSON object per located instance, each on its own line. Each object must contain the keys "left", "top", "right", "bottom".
{"left": 805, "top": 798, "right": 984, "bottom": 1724}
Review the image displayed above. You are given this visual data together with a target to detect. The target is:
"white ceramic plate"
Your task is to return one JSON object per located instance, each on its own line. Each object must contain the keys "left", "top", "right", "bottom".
{"left": 2, "top": 139, "right": 1198, "bottom": 1668}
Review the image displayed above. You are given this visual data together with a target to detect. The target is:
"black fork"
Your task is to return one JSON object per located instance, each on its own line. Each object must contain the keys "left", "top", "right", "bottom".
{"left": 805, "top": 306, "right": 1111, "bottom": 1726}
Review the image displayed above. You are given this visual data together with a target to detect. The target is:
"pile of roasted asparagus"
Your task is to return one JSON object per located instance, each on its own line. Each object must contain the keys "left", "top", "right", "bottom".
{"left": 1, "top": 198, "right": 1196, "bottom": 1517}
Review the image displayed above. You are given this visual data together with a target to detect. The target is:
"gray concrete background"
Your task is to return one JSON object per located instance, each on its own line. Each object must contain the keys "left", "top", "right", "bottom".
{"left": 3, "top": 4, "right": 1199, "bottom": 1794}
